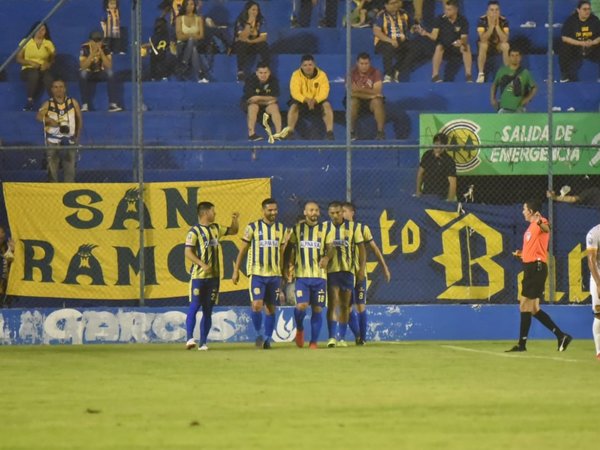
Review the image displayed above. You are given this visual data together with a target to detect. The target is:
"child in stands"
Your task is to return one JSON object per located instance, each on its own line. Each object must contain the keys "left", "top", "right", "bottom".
{"left": 101, "top": 0, "right": 126, "bottom": 54}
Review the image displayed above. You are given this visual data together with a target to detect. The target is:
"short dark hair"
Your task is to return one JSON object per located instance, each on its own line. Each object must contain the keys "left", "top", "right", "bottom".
{"left": 342, "top": 201, "right": 356, "bottom": 212}
{"left": 256, "top": 62, "right": 270, "bottom": 71}
{"left": 197, "top": 201, "right": 215, "bottom": 215}
{"left": 446, "top": 0, "right": 459, "bottom": 7}
{"left": 488, "top": 1, "right": 500, "bottom": 6}
{"left": 301, "top": 54, "right": 314, "bottom": 63}
{"left": 262, "top": 198, "right": 277, "bottom": 208}
{"left": 508, "top": 46, "right": 522, "bottom": 55}
{"left": 525, "top": 199, "right": 542, "bottom": 213}
{"left": 356, "top": 52, "right": 371, "bottom": 61}
{"left": 328, "top": 201, "right": 343, "bottom": 209}
{"left": 578, "top": 1, "right": 591, "bottom": 9}
{"left": 433, "top": 133, "right": 448, "bottom": 145}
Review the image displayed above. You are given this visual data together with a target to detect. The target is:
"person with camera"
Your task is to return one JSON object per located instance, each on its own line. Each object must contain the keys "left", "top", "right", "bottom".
{"left": 36, "top": 79, "right": 83, "bottom": 183}
{"left": 79, "top": 30, "right": 122, "bottom": 112}
{"left": 490, "top": 47, "right": 537, "bottom": 113}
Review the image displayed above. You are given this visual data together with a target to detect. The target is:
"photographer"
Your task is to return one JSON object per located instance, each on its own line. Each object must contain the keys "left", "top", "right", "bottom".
{"left": 36, "top": 79, "right": 83, "bottom": 182}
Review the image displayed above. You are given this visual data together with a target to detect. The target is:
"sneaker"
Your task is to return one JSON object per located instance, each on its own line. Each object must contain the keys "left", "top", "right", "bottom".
{"left": 22, "top": 100, "right": 34, "bottom": 112}
{"left": 337, "top": 340, "right": 348, "bottom": 348}
{"left": 248, "top": 134, "right": 263, "bottom": 141}
{"left": 350, "top": 131, "right": 357, "bottom": 141}
{"left": 376, "top": 131, "right": 385, "bottom": 140}
{"left": 236, "top": 71, "right": 245, "bottom": 82}
{"left": 558, "top": 334, "right": 572, "bottom": 352}
{"left": 356, "top": 337, "right": 365, "bottom": 346}
{"left": 567, "top": 106, "right": 576, "bottom": 112}
{"left": 559, "top": 78, "right": 571, "bottom": 83}
{"left": 108, "top": 103, "right": 123, "bottom": 112}
{"left": 327, "top": 338, "right": 336, "bottom": 348}
{"left": 326, "top": 131, "right": 334, "bottom": 141}
{"left": 476, "top": 72, "right": 485, "bottom": 83}
{"left": 383, "top": 74, "right": 393, "bottom": 83}
{"left": 431, "top": 75, "right": 442, "bottom": 83}
{"left": 520, "top": 21, "right": 537, "bottom": 28}
{"left": 263, "top": 339, "right": 272, "bottom": 350}
{"left": 272, "top": 126, "right": 290, "bottom": 141}
{"left": 552, "top": 106, "right": 562, "bottom": 112}
{"left": 295, "top": 329, "right": 304, "bottom": 348}
{"left": 290, "top": 18, "right": 300, "bottom": 29}
{"left": 466, "top": 74, "right": 473, "bottom": 83}
{"left": 505, "top": 345, "right": 526, "bottom": 352}
{"left": 198, "top": 344, "right": 208, "bottom": 351}
{"left": 80, "top": 103, "right": 89, "bottom": 112}
{"left": 309, "top": 342, "right": 318, "bottom": 349}
{"left": 255, "top": 335, "right": 264, "bottom": 348}
{"left": 197, "top": 77, "right": 209, "bottom": 83}
{"left": 185, "top": 339, "right": 196, "bottom": 350}
{"left": 596, "top": 353, "right": 600, "bottom": 361}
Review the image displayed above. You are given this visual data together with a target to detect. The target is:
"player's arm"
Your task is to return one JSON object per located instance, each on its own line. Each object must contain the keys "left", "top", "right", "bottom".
{"left": 232, "top": 240, "right": 250, "bottom": 285}
{"left": 283, "top": 242, "right": 296, "bottom": 281}
{"left": 356, "top": 242, "right": 366, "bottom": 282}
{"left": 225, "top": 212, "right": 240, "bottom": 236}
{"left": 369, "top": 240, "right": 391, "bottom": 282}
{"left": 447, "top": 176, "right": 457, "bottom": 201}
{"left": 184, "top": 246, "right": 210, "bottom": 272}
{"left": 319, "top": 243, "right": 333, "bottom": 269}
{"left": 588, "top": 248, "right": 600, "bottom": 294}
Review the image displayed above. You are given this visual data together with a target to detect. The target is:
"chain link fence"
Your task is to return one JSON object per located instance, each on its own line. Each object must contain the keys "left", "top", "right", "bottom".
{"left": 0, "top": 0, "right": 599, "bottom": 308}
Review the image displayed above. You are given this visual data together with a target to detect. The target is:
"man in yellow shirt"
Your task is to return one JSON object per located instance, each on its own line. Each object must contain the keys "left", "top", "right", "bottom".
{"left": 286, "top": 54, "right": 334, "bottom": 140}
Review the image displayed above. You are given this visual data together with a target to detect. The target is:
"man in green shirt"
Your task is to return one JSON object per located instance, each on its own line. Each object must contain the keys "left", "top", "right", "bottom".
{"left": 490, "top": 47, "right": 537, "bottom": 113}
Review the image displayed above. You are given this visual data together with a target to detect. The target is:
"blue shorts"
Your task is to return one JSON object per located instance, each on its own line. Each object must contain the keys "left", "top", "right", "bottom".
{"left": 328, "top": 272, "right": 355, "bottom": 292}
{"left": 295, "top": 277, "right": 327, "bottom": 307}
{"left": 249, "top": 275, "right": 281, "bottom": 304}
{"left": 352, "top": 278, "right": 367, "bottom": 305}
{"left": 189, "top": 277, "right": 220, "bottom": 306}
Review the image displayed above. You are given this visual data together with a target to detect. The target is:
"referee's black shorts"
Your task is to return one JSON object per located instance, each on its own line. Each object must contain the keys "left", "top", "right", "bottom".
{"left": 521, "top": 261, "right": 547, "bottom": 300}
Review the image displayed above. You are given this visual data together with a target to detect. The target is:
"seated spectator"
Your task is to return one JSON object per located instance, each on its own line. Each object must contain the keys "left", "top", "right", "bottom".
{"left": 242, "top": 63, "right": 283, "bottom": 141}
{"left": 559, "top": 0, "right": 600, "bottom": 82}
{"left": 101, "top": 0, "right": 126, "bottom": 54}
{"left": 143, "top": 17, "right": 175, "bottom": 80}
{"left": 36, "top": 79, "right": 83, "bottom": 183}
{"left": 291, "top": 0, "right": 338, "bottom": 28}
{"left": 175, "top": 0, "right": 210, "bottom": 82}
{"left": 373, "top": 0, "right": 418, "bottom": 82}
{"left": 16, "top": 22, "right": 55, "bottom": 111}
{"left": 234, "top": 1, "right": 269, "bottom": 82}
{"left": 79, "top": 30, "right": 123, "bottom": 112}
{"left": 547, "top": 187, "right": 600, "bottom": 207}
{"left": 415, "top": 132, "right": 457, "bottom": 201}
{"left": 159, "top": 0, "right": 184, "bottom": 43}
{"left": 476, "top": 1, "right": 509, "bottom": 83}
{"left": 419, "top": 0, "right": 473, "bottom": 82}
{"left": 345, "top": 0, "right": 379, "bottom": 28}
{"left": 490, "top": 47, "right": 537, "bottom": 113}
{"left": 349, "top": 53, "right": 386, "bottom": 140}
{"left": 0, "top": 226, "right": 14, "bottom": 307}
{"left": 286, "top": 54, "right": 334, "bottom": 140}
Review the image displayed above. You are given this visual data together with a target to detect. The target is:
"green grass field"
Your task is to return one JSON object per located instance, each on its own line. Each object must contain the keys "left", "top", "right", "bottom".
{"left": 1, "top": 341, "right": 598, "bottom": 450}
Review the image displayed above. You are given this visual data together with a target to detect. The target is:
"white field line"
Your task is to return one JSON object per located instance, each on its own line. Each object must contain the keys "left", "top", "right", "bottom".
{"left": 441, "top": 344, "right": 580, "bottom": 363}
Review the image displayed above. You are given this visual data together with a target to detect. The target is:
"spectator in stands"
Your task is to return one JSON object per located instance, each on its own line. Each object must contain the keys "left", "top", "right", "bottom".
{"left": 349, "top": 53, "right": 386, "bottom": 140}
{"left": 415, "top": 132, "right": 457, "bottom": 201}
{"left": 476, "top": 1, "right": 509, "bottom": 83}
{"left": 0, "top": 226, "right": 15, "bottom": 307}
{"left": 36, "top": 79, "right": 83, "bottom": 182}
{"left": 242, "top": 62, "right": 284, "bottom": 141}
{"left": 559, "top": 0, "right": 600, "bottom": 82}
{"left": 345, "top": 1, "right": 382, "bottom": 28}
{"left": 143, "top": 17, "right": 175, "bottom": 80}
{"left": 234, "top": 1, "right": 270, "bottom": 82}
{"left": 373, "top": 0, "right": 418, "bottom": 82}
{"left": 175, "top": 0, "right": 210, "bottom": 83}
{"left": 547, "top": 187, "right": 600, "bottom": 207}
{"left": 79, "top": 30, "right": 123, "bottom": 112}
{"left": 16, "top": 22, "right": 55, "bottom": 112}
{"left": 101, "top": 0, "right": 125, "bottom": 54}
{"left": 286, "top": 54, "right": 334, "bottom": 140}
{"left": 291, "top": 0, "right": 338, "bottom": 28}
{"left": 418, "top": 0, "right": 473, "bottom": 82}
{"left": 159, "top": 0, "right": 184, "bottom": 43}
{"left": 490, "top": 47, "right": 537, "bottom": 113}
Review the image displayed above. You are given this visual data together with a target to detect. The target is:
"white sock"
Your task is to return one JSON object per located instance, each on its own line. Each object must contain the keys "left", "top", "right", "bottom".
{"left": 593, "top": 317, "right": 600, "bottom": 356}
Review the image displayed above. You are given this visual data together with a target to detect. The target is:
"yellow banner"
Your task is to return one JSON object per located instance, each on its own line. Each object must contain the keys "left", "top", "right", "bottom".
{"left": 3, "top": 179, "right": 270, "bottom": 300}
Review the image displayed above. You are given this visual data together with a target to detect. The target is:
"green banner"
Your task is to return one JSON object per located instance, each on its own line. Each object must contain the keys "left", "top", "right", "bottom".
{"left": 419, "top": 113, "right": 600, "bottom": 175}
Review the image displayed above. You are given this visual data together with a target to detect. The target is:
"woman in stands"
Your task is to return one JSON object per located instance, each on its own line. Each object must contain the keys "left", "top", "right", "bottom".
{"left": 16, "top": 21, "right": 55, "bottom": 111}
{"left": 234, "top": 1, "right": 270, "bottom": 82}
{"left": 175, "top": 0, "right": 210, "bottom": 82}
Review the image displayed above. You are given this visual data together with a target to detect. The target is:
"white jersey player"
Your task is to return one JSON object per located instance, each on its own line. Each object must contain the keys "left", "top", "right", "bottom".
{"left": 586, "top": 224, "right": 600, "bottom": 360}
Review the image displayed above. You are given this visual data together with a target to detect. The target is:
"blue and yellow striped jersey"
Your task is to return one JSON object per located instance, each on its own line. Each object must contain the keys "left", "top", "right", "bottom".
{"left": 352, "top": 222, "right": 373, "bottom": 276}
{"left": 324, "top": 220, "right": 364, "bottom": 274}
{"left": 288, "top": 222, "right": 328, "bottom": 280}
{"left": 242, "top": 220, "right": 287, "bottom": 277}
{"left": 185, "top": 223, "right": 229, "bottom": 280}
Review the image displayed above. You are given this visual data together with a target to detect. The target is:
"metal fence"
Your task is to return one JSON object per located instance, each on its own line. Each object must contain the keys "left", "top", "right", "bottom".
{"left": 0, "top": 0, "right": 599, "bottom": 307}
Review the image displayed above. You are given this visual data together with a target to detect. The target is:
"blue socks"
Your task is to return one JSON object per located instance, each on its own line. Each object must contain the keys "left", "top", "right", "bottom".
{"left": 200, "top": 304, "right": 213, "bottom": 345}
{"left": 358, "top": 310, "right": 368, "bottom": 341}
{"left": 186, "top": 301, "right": 200, "bottom": 340}
{"left": 264, "top": 313, "right": 275, "bottom": 342}
{"left": 294, "top": 308, "right": 307, "bottom": 331}
{"left": 338, "top": 321, "right": 348, "bottom": 341}
{"left": 327, "top": 318, "right": 337, "bottom": 339}
{"left": 251, "top": 310, "right": 263, "bottom": 336}
{"left": 349, "top": 309, "right": 360, "bottom": 339}
{"left": 310, "top": 311, "right": 323, "bottom": 343}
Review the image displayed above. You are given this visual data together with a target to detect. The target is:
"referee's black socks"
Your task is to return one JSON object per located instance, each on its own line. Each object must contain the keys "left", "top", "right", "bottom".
{"left": 534, "top": 309, "right": 563, "bottom": 338}
{"left": 518, "top": 312, "right": 532, "bottom": 348}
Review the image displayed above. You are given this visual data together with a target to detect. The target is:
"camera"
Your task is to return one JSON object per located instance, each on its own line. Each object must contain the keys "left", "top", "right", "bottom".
{"left": 59, "top": 124, "right": 70, "bottom": 134}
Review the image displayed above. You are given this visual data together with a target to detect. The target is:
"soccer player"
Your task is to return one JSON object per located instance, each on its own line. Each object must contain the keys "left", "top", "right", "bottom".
{"left": 586, "top": 223, "right": 600, "bottom": 360}
{"left": 506, "top": 200, "right": 572, "bottom": 353}
{"left": 342, "top": 202, "right": 391, "bottom": 345}
{"left": 321, "top": 201, "right": 366, "bottom": 348}
{"left": 185, "top": 202, "right": 239, "bottom": 351}
{"left": 232, "top": 198, "right": 288, "bottom": 349}
{"left": 284, "top": 201, "right": 329, "bottom": 349}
